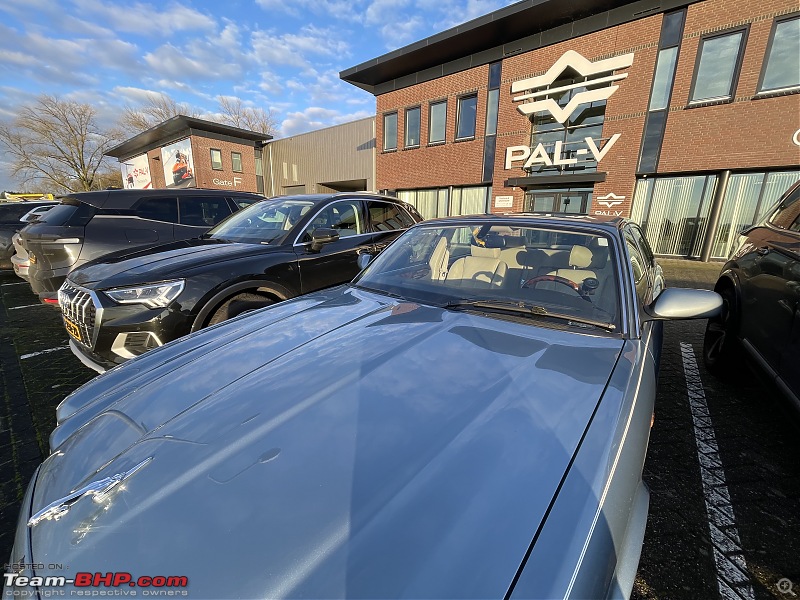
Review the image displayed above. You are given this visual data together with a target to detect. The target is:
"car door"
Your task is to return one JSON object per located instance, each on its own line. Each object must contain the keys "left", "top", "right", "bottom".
{"left": 366, "top": 200, "right": 418, "bottom": 254}
{"left": 294, "top": 199, "right": 374, "bottom": 293}
{"left": 173, "top": 195, "right": 233, "bottom": 240}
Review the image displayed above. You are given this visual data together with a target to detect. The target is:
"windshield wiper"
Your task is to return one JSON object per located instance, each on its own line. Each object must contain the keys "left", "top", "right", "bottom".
{"left": 443, "top": 299, "right": 616, "bottom": 332}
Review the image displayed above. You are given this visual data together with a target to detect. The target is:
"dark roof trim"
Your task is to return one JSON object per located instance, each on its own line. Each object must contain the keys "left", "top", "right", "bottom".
{"left": 504, "top": 172, "right": 607, "bottom": 188}
{"left": 341, "top": 0, "right": 699, "bottom": 95}
{"left": 106, "top": 115, "right": 273, "bottom": 160}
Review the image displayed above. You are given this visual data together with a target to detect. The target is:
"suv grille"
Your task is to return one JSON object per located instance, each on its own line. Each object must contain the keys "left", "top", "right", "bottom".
{"left": 58, "top": 281, "right": 98, "bottom": 348}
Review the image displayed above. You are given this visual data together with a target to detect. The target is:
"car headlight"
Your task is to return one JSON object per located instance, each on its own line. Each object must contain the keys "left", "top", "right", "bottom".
{"left": 104, "top": 280, "right": 185, "bottom": 308}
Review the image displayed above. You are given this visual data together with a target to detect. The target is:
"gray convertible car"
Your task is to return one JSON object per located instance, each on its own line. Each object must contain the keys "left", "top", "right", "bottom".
{"left": 4, "top": 215, "right": 720, "bottom": 599}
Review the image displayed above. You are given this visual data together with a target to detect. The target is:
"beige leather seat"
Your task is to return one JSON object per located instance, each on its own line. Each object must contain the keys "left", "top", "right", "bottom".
{"left": 547, "top": 245, "right": 596, "bottom": 285}
{"left": 429, "top": 237, "right": 450, "bottom": 281}
{"left": 445, "top": 245, "right": 508, "bottom": 288}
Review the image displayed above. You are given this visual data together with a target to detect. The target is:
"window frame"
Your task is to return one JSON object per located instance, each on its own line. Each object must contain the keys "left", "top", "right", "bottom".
{"left": 688, "top": 25, "right": 749, "bottom": 104}
{"left": 383, "top": 111, "right": 398, "bottom": 152}
{"left": 428, "top": 99, "right": 447, "bottom": 145}
{"left": 210, "top": 148, "right": 223, "bottom": 170}
{"left": 404, "top": 106, "right": 421, "bottom": 149}
{"left": 231, "top": 151, "right": 243, "bottom": 173}
{"left": 455, "top": 93, "right": 478, "bottom": 141}
{"left": 756, "top": 13, "right": 800, "bottom": 94}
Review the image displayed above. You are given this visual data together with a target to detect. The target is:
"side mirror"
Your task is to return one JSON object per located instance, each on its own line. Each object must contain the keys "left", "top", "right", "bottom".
{"left": 310, "top": 228, "right": 339, "bottom": 252}
{"left": 644, "top": 288, "right": 722, "bottom": 320}
{"left": 357, "top": 253, "right": 373, "bottom": 270}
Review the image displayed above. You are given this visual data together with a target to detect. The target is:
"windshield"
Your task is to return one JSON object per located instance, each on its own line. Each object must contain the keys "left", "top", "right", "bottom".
{"left": 208, "top": 197, "right": 315, "bottom": 244}
{"left": 355, "top": 223, "right": 621, "bottom": 331}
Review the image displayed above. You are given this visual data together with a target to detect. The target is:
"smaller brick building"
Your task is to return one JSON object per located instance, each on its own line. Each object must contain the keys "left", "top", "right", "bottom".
{"left": 106, "top": 116, "right": 272, "bottom": 195}
{"left": 341, "top": 0, "right": 800, "bottom": 260}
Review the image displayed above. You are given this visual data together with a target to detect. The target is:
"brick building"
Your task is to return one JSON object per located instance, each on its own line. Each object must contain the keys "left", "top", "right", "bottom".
{"left": 341, "top": 0, "right": 800, "bottom": 260}
{"left": 106, "top": 116, "right": 272, "bottom": 195}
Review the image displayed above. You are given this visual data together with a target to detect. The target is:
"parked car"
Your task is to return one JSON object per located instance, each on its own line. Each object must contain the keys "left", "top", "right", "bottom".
{"left": 703, "top": 179, "right": 800, "bottom": 409}
{"left": 7, "top": 215, "right": 720, "bottom": 600}
{"left": 59, "top": 192, "right": 423, "bottom": 372}
{"left": 0, "top": 200, "right": 57, "bottom": 270}
{"left": 20, "top": 189, "right": 264, "bottom": 303}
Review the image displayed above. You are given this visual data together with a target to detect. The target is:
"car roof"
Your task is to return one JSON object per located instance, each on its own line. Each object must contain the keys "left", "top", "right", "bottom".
{"left": 417, "top": 212, "right": 627, "bottom": 232}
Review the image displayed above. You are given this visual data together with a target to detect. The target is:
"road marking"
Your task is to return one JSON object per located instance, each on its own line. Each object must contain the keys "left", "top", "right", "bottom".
{"left": 20, "top": 345, "right": 69, "bottom": 360}
{"left": 680, "top": 342, "right": 755, "bottom": 600}
{"left": 8, "top": 303, "right": 49, "bottom": 310}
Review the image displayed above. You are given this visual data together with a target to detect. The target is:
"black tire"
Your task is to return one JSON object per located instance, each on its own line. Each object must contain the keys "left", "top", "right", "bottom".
{"left": 207, "top": 292, "right": 273, "bottom": 326}
{"left": 702, "top": 285, "right": 743, "bottom": 376}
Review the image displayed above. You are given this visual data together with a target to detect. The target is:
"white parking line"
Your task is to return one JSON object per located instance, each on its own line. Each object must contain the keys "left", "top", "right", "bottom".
{"left": 9, "top": 303, "right": 49, "bottom": 310}
{"left": 20, "top": 345, "right": 69, "bottom": 360}
{"left": 680, "top": 342, "right": 755, "bottom": 600}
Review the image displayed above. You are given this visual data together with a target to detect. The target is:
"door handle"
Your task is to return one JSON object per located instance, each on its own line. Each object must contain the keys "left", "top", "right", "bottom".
{"left": 756, "top": 246, "right": 770, "bottom": 256}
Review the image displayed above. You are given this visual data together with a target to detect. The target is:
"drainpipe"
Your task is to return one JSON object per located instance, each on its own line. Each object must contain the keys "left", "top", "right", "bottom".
{"left": 700, "top": 170, "right": 731, "bottom": 262}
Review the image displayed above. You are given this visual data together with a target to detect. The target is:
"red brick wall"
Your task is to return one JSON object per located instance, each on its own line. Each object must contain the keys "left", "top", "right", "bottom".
{"left": 374, "top": 0, "right": 800, "bottom": 218}
{"left": 190, "top": 137, "right": 259, "bottom": 193}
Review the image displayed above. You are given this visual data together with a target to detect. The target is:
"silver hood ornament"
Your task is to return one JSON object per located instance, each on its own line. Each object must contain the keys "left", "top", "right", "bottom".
{"left": 28, "top": 457, "right": 153, "bottom": 527}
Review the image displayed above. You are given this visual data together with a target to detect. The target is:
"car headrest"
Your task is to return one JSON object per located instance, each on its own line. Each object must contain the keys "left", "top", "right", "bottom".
{"left": 482, "top": 232, "right": 506, "bottom": 248}
{"left": 471, "top": 245, "right": 502, "bottom": 259}
{"left": 569, "top": 245, "right": 592, "bottom": 269}
{"left": 502, "top": 235, "right": 526, "bottom": 248}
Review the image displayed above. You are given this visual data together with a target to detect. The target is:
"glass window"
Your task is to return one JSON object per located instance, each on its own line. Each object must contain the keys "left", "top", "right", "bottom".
{"left": 405, "top": 106, "right": 421, "bottom": 148}
{"left": 456, "top": 95, "right": 478, "bottom": 139}
{"left": 231, "top": 152, "right": 243, "bottom": 173}
{"left": 367, "top": 201, "right": 416, "bottom": 231}
{"left": 383, "top": 112, "right": 398, "bottom": 151}
{"left": 210, "top": 149, "right": 223, "bottom": 170}
{"left": 135, "top": 198, "right": 178, "bottom": 223}
{"left": 485, "top": 89, "right": 499, "bottom": 136}
{"left": 231, "top": 196, "right": 261, "bottom": 209}
{"left": 450, "top": 186, "right": 489, "bottom": 216}
{"left": 690, "top": 29, "right": 747, "bottom": 102}
{"left": 303, "top": 201, "right": 365, "bottom": 242}
{"left": 398, "top": 188, "right": 449, "bottom": 220}
{"left": 211, "top": 197, "right": 314, "bottom": 245}
{"left": 767, "top": 179, "right": 800, "bottom": 230}
{"left": 759, "top": 16, "right": 800, "bottom": 92}
{"left": 649, "top": 47, "right": 679, "bottom": 110}
{"left": 429, "top": 101, "right": 447, "bottom": 144}
{"left": 625, "top": 229, "right": 650, "bottom": 305}
{"left": 179, "top": 197, "right": 231, "bottom": 227}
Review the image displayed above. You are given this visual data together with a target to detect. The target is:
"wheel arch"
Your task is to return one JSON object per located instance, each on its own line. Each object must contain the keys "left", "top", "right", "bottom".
{"left": 191, "top": 280, "right": 296, "bottom": 332}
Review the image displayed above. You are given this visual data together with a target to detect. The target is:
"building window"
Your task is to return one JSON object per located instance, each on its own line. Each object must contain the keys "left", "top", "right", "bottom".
{"left": 397, "top": 186, "right": 488, "bottom": 219}
{"left": 210, "top": 148, "right": 223, "bottom": 170}
{"left": 485, "top": 89, "right": 499, "bottom": 136}
{"left": 456, "top": 94, "right": 477, "bottom": 140}
{"left": 383, "top": 112, "right": 398, "bottom": 151}
{"left": 428, "top": 100, "right": 447, "bottom": 144}
{"left": 405, "top": 106, "right": 421, "bottom": 148}
{"left": 254, "top": 147, "right": 264, "bottom": 194}
{"left": 231, "top": 152, "right": 243, "bottom": 172}
{"left": 758, "top": 15, "right": 800, "bottom": 93}
{"left": 689, "top": 28, "right": 748, "bottom": 103}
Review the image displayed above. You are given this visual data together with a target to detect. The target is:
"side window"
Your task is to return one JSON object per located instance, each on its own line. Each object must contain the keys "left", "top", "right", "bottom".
{"left": 367, "top": 201, "right": 416, "bottom": 231}
{"left": 135, "top": 198, "right": 178, "bottom": 223}
{"left": 768, "top": 184, "right": 800, "bottom": 230}
{"left": 624, "top": 229, "right": 650, "bottom": 305}
{"left": 179, "top": 197, "right": 232, "bottom": 227}
{"left": 230, "top": 196, "right": 261, "bottom": 210}
{"left": 302, "top": 201, "right": 365, "bottom": 242}
{"left": 629, "top": 224, "right": 655, "bottom": 265}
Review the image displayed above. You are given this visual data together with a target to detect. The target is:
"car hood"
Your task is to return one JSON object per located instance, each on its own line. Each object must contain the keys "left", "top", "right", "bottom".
{"left": 68, "top": 238, "right": 280, "bottom": 288}
{"left": 30, "top": 287, "right": 623, "bottom": 599}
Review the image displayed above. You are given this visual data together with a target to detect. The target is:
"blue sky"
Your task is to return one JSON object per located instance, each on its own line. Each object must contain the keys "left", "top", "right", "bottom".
{"left": 0, "top": 0, "right": 516, "bottom": 191}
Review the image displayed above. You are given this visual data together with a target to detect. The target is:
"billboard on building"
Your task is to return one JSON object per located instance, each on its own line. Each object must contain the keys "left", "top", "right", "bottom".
{"left": 120, "top": 153, "right": 152, "bottom": 189}
{"left": 161, "top": 138, "right": 195, "bottom": 189}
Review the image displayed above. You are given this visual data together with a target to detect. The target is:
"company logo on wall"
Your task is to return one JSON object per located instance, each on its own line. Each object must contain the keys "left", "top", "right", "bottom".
{"left": 162, "top": 139, "right": 195, "bottom": 189}
{"left": 504, "top": 49, "right": 635, "bottom": 172}
{"left": 511, "top": 50, "right": 635, "bottom": 123}
{"left": 597, "top": 192, "right": 625, "bottom": 208}
{"left": 120, "top": 153, "right": 151, "bottom": 189}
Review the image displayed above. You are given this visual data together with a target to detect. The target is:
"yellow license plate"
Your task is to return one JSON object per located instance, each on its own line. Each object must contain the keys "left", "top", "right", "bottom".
{"left": 64, "top": 317, "right": 82, "bottom": 343}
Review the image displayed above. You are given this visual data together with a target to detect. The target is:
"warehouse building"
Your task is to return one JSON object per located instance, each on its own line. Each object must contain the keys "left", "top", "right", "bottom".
{"left": 341, "top": 0, "right": 800, "bottom": 260}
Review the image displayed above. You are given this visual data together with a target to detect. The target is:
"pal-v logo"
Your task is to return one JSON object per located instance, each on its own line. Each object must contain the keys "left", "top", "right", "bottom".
{"left": 511, "top": 50, "right": 635, "bottom": 122}
{"left": 505, "top": 50, "right": 635, "bottom": 171}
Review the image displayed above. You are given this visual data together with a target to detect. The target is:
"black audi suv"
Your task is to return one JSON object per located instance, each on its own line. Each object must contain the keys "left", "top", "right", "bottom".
{"left": 59, "top": 192, "right": 423, "bottom": 372}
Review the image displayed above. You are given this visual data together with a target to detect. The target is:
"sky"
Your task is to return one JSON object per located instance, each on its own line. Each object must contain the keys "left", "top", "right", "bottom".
{"left": 0, "top": 0, "right": 517, "bottom": 191}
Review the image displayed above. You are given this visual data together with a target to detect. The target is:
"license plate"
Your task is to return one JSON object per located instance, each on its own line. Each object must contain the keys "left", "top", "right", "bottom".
{"left": 63, "top": 317, "right": 82, "bottom": 343}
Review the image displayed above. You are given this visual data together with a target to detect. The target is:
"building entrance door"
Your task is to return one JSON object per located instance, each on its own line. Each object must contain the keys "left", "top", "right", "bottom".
{"left": 524, "top": 190, "right": 591, "bottom": 214}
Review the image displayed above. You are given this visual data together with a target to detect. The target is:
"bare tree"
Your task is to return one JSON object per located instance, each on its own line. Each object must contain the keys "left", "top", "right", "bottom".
{"left": 0, "top": 95, "right": 122, "bottom": 193}
{"left": 119, "top": 93, "right": 200, "bottom": 134}
{"left": 217, "top": 96, "right": 278, "bottom": 135}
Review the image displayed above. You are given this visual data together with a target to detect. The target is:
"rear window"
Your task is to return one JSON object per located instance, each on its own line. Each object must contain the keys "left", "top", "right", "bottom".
{"left": 36, "top": 201, "right": 95, "bottom": 226}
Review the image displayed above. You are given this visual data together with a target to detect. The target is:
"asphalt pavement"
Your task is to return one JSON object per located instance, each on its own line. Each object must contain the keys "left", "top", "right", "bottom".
{"left": 0, "top": 261, "right": 797, "bottom": 599}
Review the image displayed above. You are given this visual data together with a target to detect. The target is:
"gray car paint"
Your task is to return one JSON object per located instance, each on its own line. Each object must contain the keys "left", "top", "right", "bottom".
{"left": 26, "top": 286, "right": 623, "bottom": 599}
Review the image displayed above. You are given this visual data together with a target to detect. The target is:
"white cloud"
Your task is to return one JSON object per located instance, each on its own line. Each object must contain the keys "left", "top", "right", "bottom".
{"left": 279, "top": 106, "right": 372, "bottom": 137}
{"left": 255, "top": 0, "right": 364, "bottom": 22}
{"left": 71, "top": 0, "right": 217, "bottom": 36}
